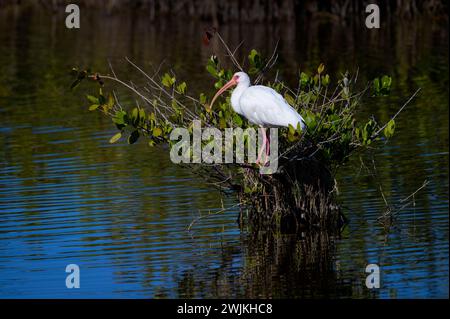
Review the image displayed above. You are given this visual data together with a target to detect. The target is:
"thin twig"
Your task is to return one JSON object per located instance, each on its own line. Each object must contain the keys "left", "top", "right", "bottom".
{"left": 187, "top": 203, "right": 241, "bottom": 232}
{"left": 400, "top": 180, "right": 429, "bottom": 203}
{"left": 372, "top": 88, "right": 421, "bottom": 138}
{"left": 216, "top": 33, "right": 243, "bottom": 71}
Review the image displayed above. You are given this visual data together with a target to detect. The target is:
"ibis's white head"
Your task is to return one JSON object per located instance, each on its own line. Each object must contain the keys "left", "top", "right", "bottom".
{"left": 209, "top": 72, "right": 250, "bottom": 111}
{"left": 232, "top": 72, "right": 250, "bottom": 87}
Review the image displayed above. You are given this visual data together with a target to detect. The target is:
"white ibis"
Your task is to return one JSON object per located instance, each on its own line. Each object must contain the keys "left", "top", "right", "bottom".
{"left": 209, "top": 72, "right": 306, "bottom": 164}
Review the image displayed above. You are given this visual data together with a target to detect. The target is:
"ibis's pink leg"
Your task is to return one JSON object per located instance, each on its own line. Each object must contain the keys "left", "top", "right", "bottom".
{"left": 263, "top": 133, "right": 270, "bottom": 166}
{"left": 256, "top": 127, "right": 267, "bottom": 165}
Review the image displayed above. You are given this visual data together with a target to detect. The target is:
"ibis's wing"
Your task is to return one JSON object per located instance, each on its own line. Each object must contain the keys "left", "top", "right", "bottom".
{"left": 239, "top": 85, "right": 305, "bottom": 128}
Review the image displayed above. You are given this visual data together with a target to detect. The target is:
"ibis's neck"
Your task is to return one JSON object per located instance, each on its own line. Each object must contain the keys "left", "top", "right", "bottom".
{"left": 231, "top": 82, "right": 250, "bottom": 115}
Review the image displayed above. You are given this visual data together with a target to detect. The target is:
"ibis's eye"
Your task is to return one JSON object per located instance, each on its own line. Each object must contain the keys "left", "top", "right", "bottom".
{"left": 234, "top": 75, "right": 240, "bottom": 81}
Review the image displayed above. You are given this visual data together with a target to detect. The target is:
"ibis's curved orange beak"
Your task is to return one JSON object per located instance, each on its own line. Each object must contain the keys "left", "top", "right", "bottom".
{"left": 208, "top": 78, "right": 238, "bottom": 111}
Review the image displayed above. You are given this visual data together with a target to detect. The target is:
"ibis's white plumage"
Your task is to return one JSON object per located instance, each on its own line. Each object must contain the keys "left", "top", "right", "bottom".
{"left": 228, "top": 72, "right": 306, "bottom": 130}
{"left": 209, "top": 71, "right": 307, "bottom": 164}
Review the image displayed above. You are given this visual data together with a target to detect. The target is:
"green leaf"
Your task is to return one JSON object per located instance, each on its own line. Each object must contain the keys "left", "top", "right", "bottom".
{"left": 177, "top": 82, "right": 187, "bottom": 94}
{"left": 248, "top": 49, "right": 264, "bottom": 73}
{"left": 313, "top": 74, "right": 319, "bottom": 86}
{"left": 355, "top": 127, "right": 361, "bottom": 140}
{"left": 171, "top": 100, "right": 180, "bottom": 113}
{"left": 107, "top": 94, "right": 115, "bottom": 109}
{"left": 381, "top": 75, "right": 392, "bottom": 89}
{"left": 131, "top": 108, "right": 139, "bottom": 126}
{"left": 372, "top": 75, "right": 392, "bottom": 96}
{"left": 303, "top": 111, "right": 317, "bottom": 130}
{"left": 113, "top": 110, "right": 127, "bottom": 124}
{"left": 288, "top": 124, "right": 295, "bottom": 135}
{"left": 233, "top": 114, "right": 243, "bottom": 127}
{"left": 206, "top": 64, "right": 218, "bottom": 77}
{"left": 112, "top": 110, "right": 128, "bottom": 130}
{"left": 88, "top": 104, "right": 100, "bottom": 111}
{"left": 87, "top": 95, "right": 99, "bottom": 104}
{"left": 225, "top": 70, "right": 233, "bottom": 80}
{"left": 199, "top": 93, "right": 207, "bottom": 105}
{"left": 361, "top": 120, "right": 375, "bottom": 144}
{"left": 284, "top": 93, "right": 295, "bottom": 106}
{"left": 162, "top": 73, "right": 175, "bottom": 88}
{"left": 164, "top": 125, "right": 173, "bottom": 135}
{"left": 300, "top": 72, "right": 310, "bottom": 87}
{"left": 322, "top": 74, "right": 330, "bottom": 86}
{"left": 373, "top": 78, "right": 380, "bottom": 91}
{"left": 248, "top": 49, "right": 258, "bottom": 61}
{"left": 139, "top": 108, "right": 146, "bottom": 123}
{"left": 248, "top": 49, "right": 261, "bottom": 65}
{"left": 206, "top": 55, "right": 219, "bottom": 77}
{"left": 214, "top": 80, "right": 224, "bottom": 90}
{"left": 152, "top": 127, "right": 162, "bottom": 137}
{"left": 128, "top": 130, "right": 139, "bottom": 144}
{"left": 219, "top": 117, "right": 227, "bottom": 129}
{"left": 109, "top": 132, "right": 122, "bottom": 144}
{"left": 317, "top": 63, "right": 325, "bottom": 74}
{"left": 148, "top": 112, "right": 156, "bottom": 127}
{"left": 384, "top": 119, "right": 396, "bottom": 138}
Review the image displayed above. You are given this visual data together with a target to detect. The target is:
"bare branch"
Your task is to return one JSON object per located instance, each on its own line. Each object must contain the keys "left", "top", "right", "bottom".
{"left": 372, "top": 88, "right": 421, "bottom": 138}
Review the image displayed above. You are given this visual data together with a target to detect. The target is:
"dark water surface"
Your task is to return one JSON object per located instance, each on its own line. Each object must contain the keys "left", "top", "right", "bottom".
{"left": 0, "top": 7, "right": 448, "bottom": 298}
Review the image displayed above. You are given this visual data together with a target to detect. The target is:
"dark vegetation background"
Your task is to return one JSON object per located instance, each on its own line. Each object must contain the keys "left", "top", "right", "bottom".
{"left": 0, "top": 0, "right": 448, "bottom": 22}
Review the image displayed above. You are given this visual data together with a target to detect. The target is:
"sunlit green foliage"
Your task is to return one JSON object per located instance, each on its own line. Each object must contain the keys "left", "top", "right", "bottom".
{"left": 72, "top": 49, "right": 396, "bottom": 169}
{"left": 372, "top": 75, "right": 392, "bottom": 96}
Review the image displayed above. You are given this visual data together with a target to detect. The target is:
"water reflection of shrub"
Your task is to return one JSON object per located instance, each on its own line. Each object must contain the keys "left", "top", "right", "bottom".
{"left": 176, "top": 230, "right": 356, "bottom": 298}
